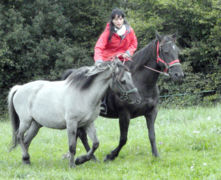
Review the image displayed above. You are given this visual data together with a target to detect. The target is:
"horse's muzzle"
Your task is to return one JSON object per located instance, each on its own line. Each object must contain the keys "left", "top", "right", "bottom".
{"left": 128, "top": 90, "right": 142, "bottom": 104}
{"left": 168, "top": 65, "right": 184, "bottom": 82}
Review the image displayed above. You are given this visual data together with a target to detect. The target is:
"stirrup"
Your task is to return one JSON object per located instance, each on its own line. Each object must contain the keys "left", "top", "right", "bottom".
{"left": 100, "top": 104, "right": 107, "bottom": 115}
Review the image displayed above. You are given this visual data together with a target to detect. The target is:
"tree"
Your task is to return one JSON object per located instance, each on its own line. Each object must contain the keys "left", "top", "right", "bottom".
{"left": 0, "top": 0, "right": 122, "bottom": 114}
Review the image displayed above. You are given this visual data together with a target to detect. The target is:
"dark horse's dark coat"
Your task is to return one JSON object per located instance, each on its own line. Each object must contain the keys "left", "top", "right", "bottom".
{"left": 62, "top": 33, "right": 184, "bottom": 162}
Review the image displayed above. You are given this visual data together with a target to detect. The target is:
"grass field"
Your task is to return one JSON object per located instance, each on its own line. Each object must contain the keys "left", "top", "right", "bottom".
{"left": 0, "top": 105, "right": 220, "bottom": 179}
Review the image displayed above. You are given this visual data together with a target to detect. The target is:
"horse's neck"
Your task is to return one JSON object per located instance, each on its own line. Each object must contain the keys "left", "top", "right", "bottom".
{"left": 129, "top": 41, "right": 160, "bottom": 87}
{"left": 86, "top": 72, "right": 113, "bottom": 105}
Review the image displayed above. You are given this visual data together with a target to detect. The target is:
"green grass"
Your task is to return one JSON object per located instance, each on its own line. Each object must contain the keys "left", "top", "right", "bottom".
{"left": 0, "top": 105, "right": 221, "bottom": 179}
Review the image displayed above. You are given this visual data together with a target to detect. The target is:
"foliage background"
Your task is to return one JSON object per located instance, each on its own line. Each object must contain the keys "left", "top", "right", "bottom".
{"left": 1, "top": 0, "right": 221, "bottom": 114}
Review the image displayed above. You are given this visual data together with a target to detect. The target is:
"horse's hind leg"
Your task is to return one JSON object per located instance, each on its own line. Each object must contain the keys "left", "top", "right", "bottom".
{"left": 78, "top": 128, "right": 90, "bottom": 151}
{"left": 75, "top": 123, "right": 99, "bottom": 165}
{"left": 24, "top": 121, "right": 41, "bottom": 150}
{"left": 17, "top": 120, "right": 32, "bottom": 164}
{"left": 78, "top": 128, "right": 97, "bottom": 161}
{"left": 145, "top": 107, "right": 159, "bottom": 157}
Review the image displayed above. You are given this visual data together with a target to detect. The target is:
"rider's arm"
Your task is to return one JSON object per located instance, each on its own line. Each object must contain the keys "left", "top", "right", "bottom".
{"left": 94, "top": 24, "right": 109, "bottom": 62}
{"left": 125, "top": 27, "right": 138, "bottom": 57}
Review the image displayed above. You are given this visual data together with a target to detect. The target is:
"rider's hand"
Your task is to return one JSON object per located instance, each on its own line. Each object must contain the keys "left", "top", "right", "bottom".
{"left": 121, "top": 53, "right": 130, "bottom": 59}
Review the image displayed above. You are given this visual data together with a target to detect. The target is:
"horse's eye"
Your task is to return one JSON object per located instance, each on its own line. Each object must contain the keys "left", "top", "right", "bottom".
{"left": 121, "top": 80, "right": 126, "bottom": 84}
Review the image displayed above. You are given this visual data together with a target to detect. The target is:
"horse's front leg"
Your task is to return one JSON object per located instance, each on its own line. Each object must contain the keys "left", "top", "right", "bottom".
{"left": 77, "top": 128, "right": 97, "bottom": 161}
{"left": 104, "top": 111, "right": 130, "bottom": 161}
{"left": 75, "top": 122, "right": 99, "bottom": 165}
{"left": 145, "top": 107, "right": 159, "bottom": 157}
{"left": 62, "top": 128, "right": 97, "bottom": 161}
{"left": 67, "top": 121, "right": 78, "bottom": 168}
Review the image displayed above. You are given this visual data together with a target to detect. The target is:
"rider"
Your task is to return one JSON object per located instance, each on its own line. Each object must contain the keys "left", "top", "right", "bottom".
{"left": 94, "top": 8, "right": 138, "bottom": 64}
{"left": 94, "top": 8, "right": 138, "bottom": 113}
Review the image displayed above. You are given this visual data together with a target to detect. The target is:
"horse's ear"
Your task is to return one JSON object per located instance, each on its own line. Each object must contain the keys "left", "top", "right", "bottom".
{"left": 171, "top": 32, "right": 177, "bottom": 42}
{"left": 155, "top": 31, "right": 162, "bottom": 42}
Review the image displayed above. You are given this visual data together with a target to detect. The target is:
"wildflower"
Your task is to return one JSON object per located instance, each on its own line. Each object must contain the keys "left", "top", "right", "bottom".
{"left": 193, "top": 130, "right": 200, "bottom": 134}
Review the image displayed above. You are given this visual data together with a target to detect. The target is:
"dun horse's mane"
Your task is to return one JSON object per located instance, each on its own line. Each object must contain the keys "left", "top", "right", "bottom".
{"left": 130, "top": 39, "right": 157, "bottom": 72}
{"left": 66, "top": 62, "right": 112, "bottom": 90}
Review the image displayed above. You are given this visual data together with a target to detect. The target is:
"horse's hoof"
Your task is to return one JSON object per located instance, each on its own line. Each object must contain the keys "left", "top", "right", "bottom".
{"left": 22, "top": 160, "right": 31, "bottom": 165}
{"left": 104, "top": 154, "right": 114, "bottom": 162}
{"left": 75, "top": 157, "right": 85, "bottom": 165}
{"left": 153, "top": 153, "right": 160, "bottom": 158}
{"left": 22, "top": 156, "right": 31, "bottom": 165}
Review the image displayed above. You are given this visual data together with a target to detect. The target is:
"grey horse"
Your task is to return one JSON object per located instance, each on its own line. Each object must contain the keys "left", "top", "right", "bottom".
{"left": 8, "top": 59, "right": 141, "bottom": 167}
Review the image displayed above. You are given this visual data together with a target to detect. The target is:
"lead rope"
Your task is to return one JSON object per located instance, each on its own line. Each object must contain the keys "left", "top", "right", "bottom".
{"left": 144, "top": 65, "right": 169, "bottom": 77}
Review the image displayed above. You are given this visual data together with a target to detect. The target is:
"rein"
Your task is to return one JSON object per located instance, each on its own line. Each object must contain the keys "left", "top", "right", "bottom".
{"left": 109, "top": 53, "right": 133, "bottom": 64}
{"left": 144, "top": 65, "right": 169, "bottom": 77}
{"left": 144, "top": 41, "right": 180, "bottom": 76}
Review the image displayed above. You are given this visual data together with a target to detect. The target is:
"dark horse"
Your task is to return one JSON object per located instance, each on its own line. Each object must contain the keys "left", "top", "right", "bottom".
{"left": 62, "top": 32, "right": 184, "bottom": 162}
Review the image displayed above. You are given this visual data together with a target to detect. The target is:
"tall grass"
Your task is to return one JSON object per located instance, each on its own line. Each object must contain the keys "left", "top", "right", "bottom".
{"left": 0, "top": 105, "right": 220, "bottom": 179}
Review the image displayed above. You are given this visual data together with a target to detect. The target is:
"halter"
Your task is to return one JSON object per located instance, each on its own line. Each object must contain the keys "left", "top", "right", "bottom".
{"left": 115, "top": 79, "right": 138, "bottom": 101}
{"left": 111, "top": 61, "right": 138, "bottom": 101}
{"left": 144, "top": 41, "right": 180, "bottom": 76}
{"left": 156, "top": 41, "right": 180, "bottom": 72}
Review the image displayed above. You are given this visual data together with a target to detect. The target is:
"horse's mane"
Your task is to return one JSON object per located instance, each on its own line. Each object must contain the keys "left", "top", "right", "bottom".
{"left": 66, "top": 61, "right": 112, "bottom": 90}
{"left": 130, "top": 39, "right": 157, "bottom": 72}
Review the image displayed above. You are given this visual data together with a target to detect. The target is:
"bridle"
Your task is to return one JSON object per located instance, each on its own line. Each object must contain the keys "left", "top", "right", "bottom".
{"left": 111, "top": 64, "right": 138, "bottom": 101}
{"left": 144, "top": 41, "right": 181, "bottom": 76}
{"left": 115, "top": 79, "right": 138, "bottom": 101}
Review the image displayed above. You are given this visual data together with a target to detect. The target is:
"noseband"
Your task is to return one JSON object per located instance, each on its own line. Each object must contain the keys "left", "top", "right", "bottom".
{"left": 116, "top": 80, "right": 138, "bottom": 101}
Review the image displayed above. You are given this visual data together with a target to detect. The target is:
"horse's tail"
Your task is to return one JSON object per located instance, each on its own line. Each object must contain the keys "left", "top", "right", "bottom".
{"left": 8, "top": 85, "right": 21, "bottom": 151}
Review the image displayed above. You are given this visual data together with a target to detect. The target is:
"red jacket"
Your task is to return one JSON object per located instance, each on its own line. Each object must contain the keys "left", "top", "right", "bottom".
{"left": 94, "top": 23, "right": 137, "bottom": 62}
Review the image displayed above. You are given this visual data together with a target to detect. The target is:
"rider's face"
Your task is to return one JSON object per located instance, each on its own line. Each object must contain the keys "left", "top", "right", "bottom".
{"left": 112, "top": 15, "right": 124, "bottom": 29}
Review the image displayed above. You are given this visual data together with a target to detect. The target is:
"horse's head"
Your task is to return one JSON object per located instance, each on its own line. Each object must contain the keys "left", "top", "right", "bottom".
{"left": 110, "top": 59, "right": 141, "bottom": 104}
{"left": 156, "top": 32, "right": 184, "bottom": 82}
